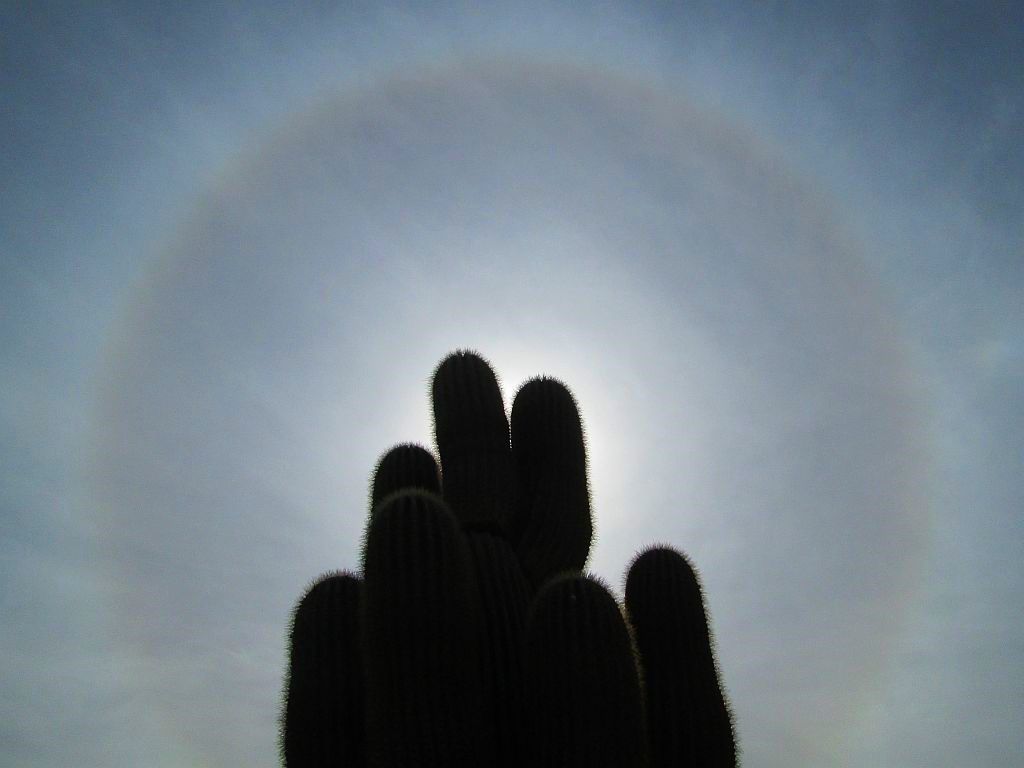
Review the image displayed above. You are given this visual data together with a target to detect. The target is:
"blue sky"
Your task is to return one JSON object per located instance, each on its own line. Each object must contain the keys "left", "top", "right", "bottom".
{"left": 2, "top": 2, "right": 1021, "bottom": 766}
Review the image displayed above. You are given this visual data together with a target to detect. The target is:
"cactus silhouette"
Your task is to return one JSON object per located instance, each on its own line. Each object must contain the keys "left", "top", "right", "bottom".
{"left": 627, "top": 546, "right": 736, "bottom": 767}
{"left": 281, "top": 350, "right": 737, "bottom": 767}
{"left": 282, "top": 572, "right": 364, "bottom": 765}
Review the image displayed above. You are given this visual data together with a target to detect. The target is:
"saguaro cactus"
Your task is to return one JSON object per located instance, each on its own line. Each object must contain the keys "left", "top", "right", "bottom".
{"left": 281, "top": 350, "right": 737, "bottom": 767}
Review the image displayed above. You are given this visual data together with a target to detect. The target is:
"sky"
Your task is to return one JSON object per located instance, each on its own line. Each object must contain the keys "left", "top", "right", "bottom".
{"left": 2, "top": 2, "right": 1021, "bottom": 766}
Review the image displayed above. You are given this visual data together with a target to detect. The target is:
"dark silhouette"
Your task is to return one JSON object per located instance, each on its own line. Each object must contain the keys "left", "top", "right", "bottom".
{"left": 281, "top": 350, "right": 737, "bottom": 767}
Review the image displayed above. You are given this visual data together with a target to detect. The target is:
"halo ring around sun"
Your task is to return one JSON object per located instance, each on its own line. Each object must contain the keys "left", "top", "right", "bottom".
{"left": 90, "top": 56, "right": 931, "bottom": 764}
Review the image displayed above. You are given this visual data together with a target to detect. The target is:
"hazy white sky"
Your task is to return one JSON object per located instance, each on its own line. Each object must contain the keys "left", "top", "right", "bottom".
{"left": 2, "top": 3, "right": 1021, "bottom": 766}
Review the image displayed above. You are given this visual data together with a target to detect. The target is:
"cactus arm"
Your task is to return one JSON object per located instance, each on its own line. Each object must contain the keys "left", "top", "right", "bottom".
{"left": 524, "top": 573, "right": 649, "bottom": 767}
{"left": 625, "top": 546, "right": 737, "bottom": 768}
{"left": 510, "top": 376, "right": 593, "bottom": 591}
{"left": 369, "top": 443, "right": 441, "bottom": 513}
{"left": 431, "top": 350, "right": 518, "bottom": 534}
{"left": 281, "top": 572, "right": 365, "bottom": 767}
{"left": 361, "top": 490, "right": 491, "bottom": 766}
